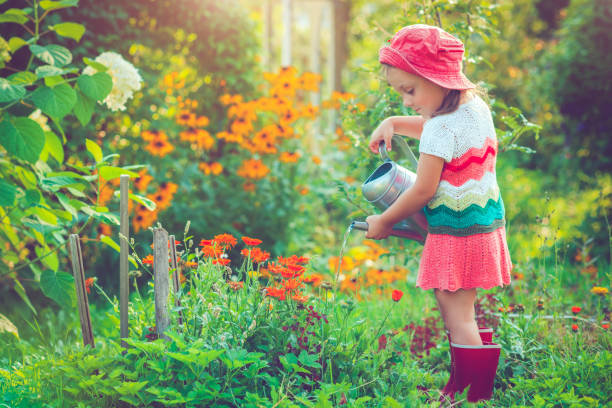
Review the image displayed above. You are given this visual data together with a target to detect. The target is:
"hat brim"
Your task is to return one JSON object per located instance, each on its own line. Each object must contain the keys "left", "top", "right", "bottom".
{"left": 379, "top": 46, "right": 475, "bottom": 90}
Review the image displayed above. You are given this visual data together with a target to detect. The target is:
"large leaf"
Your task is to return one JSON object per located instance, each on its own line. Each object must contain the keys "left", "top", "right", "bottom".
{"left": 39, "top": 0, "right": 79, "bottom": 11}
{"left": 98, "top": 166, "right": 139, "bottom": 180}
{"left": 85, "top": 138, "right": 102, "bottom": 163}
{"left": 73, "top": 89, "right": 95, "bottom": 126}
{"left": 7, "top": 37, "right": 26, "bottom": 53}
{"left": 0, "top": 9, "right": 28, "bottom": 24}
{"left": 30, "top": 84, "right": 76, "bottom": 120}
{"left": 0, "top": 180, "right": 17, "bottom": 207}
{"left": 43, "top": 131, "right": 64, "bottom": 163}
{"left": 40, "top": 269, "right": 75, "bottom": 309}
{"left": 0, "top": 117, "right": 45, "bottom": 163}
{"left": 29, "top": 44, "right": 72, "bottom": 67}
{"left": 0, "top": 313, "right": 19, "bottom": 339}
{"left": 35, "top": 65, "right": 76, "bottom": 79}
{"left": 77, "top": 72, "right": 112, "bottom": 102}
{"left": 0, "top": 77, "right": 26, "bottom": 102}
{"left": 50, "top": 22, "right": 85, "bottom": 42}
{"left": 7, "top": 71, "right": 37, "bottom": 85}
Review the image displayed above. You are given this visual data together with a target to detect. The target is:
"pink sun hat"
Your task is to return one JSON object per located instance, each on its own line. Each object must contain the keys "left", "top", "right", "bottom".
{"left": 379, "top": 24, "right": 475, "bottom": 90}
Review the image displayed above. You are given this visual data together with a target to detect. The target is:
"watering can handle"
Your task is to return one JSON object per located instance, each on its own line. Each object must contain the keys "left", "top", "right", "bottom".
{"left": 378, "top": 134, "right": 419, "bottom": 171}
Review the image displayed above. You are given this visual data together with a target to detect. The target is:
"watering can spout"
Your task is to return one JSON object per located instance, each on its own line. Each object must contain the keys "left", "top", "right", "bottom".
{"left": 350, "top": 220, "right": 426, "bottom": 243}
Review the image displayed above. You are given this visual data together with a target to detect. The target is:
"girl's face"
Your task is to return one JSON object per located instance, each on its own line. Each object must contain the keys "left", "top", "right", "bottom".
{"left": 386, "top": 66, "right": 448, "bottom": 119}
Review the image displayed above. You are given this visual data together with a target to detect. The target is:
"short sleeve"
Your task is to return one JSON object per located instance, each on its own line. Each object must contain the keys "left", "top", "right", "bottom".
{"left": 418, "top": 118, "right": 455, "bottom": 162}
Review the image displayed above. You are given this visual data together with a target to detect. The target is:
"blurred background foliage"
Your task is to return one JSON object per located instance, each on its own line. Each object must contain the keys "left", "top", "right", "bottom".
{"left": 1, "top": 0, "right": 610, "bottom": 321}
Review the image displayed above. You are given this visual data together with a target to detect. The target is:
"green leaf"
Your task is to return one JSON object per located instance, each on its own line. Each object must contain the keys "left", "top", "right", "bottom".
{"left": 13, "top": 279, "right": 37, "bottom": 315}
{"left": 0, "top": 180, "right": 17, "bottom": 207}
{"left": 77, "top": 72, "right": 112, "bottom": 102}
{"left": 24, "top": 189, "right": 41, "bottom": 205}
{"left": 7, "top": 37, "right": 26, "bottom": 53}
{"left": 86, "top": 139, "right": 102, "bottom": 163}
{"left": 0, "top": 117, "right": 45, "bottom": 163}
{"left": 73, "top": 89, "right": 95, "bottom": 126}
{"left": 7, "top": 71, "right": 37, "bottom": 85}
{"left": 50, "top": 22, "right": 85, "bottom": 42}
{"left": 83, "top": 57, "right": 108, "bottom": 72}
{"left": 29, "top": 44, "right": 72, "bottom": 67}
{"left": 0, "top": 77, "right": 26, "bottom": 102}
{"left": 82, "top": 205, "right": 119, "bottom": 225}
{"left": 112, "top": 192, "right": 156, "bottom": 211}
{"left": 98, "top": 165, "right": 139, "bottom": 181}
{"left": 39, "top": 0, "right": 79, "bottom": 11}
{"left": 100, "top": 235, "right": 138, "bottom": 267}
{"left": 114, "top": 381, "right": 148, "bottom": 396}
{"left": 35, "top": 65, "right": 75, "bottom": 79}
{"left": 40, "top": 269, "right": 75, "bottom": 309}
{"left": 43, "top": 131, "right": 64, "bottom": 163}
{"left": 0, "top": 313, "right": 19, "bottom": 339}
{"left": 0, "top": 9, "right": 28, "bottom": 25}
{"left": 43, "top": 76, "right": 65, "bottom": 87}
{"left": 30, "top": 84, "right": 76, "bottom": 120}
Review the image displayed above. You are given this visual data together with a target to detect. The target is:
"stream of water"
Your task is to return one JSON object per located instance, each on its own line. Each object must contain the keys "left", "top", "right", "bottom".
{"left": 333, "top": 223, "right": 354, "bottom": 293}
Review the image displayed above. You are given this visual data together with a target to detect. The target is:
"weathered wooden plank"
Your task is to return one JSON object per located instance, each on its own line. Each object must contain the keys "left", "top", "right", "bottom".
{"left": 153, "top": 228, "right": 170, "bottom": 339}
{"left": 69, "top": 234, "right": 94, "bottom": 348}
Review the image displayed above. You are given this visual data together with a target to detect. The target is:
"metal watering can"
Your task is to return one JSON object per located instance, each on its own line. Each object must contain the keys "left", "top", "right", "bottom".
{"left": 351, "top": 134, "right": 428, "bottom": 243}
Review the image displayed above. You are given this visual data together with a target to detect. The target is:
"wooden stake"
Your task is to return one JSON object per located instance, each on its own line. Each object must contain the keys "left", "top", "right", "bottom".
{"left": 281, "top": 0, "right": 293, "bottom": 67}
{"left": 153, "top": 228, "right": 170, "bottom": 339}
{"left": 169, "top": 234, "right": 183, "bottom": 326}
{"left": 119, "top": 174, "right": 130, "bottom": 347}
{"left": 69, "top": 234, "right": 94, "bottom": 348}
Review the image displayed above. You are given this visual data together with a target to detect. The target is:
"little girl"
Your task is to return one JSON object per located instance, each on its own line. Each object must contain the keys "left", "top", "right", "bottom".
{"left": 364, "top": 24, "right": 512, "bottom": 403}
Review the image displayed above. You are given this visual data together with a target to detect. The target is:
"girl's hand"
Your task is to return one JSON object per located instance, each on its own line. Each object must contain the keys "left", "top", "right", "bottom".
{"left": 364, "top": 214, "right": 393, "bottom": 240}
{"left": 369, "top": 118, "right": 395, "bottom": 153}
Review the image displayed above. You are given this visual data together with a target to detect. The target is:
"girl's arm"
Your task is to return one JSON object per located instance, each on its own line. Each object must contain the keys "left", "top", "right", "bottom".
{"left": 365, "top": 152, "right": 443, "bottom": 239}
{"left": 368, "top": 115, "right": 427, "bottom": 153}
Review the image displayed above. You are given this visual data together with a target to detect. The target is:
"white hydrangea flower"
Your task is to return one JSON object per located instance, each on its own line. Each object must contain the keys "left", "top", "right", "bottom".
{"left": 83, "top": 51, "right": 143, "bottom": 112}
{"left": 29, "top": 109, "right": 50, "bottom": 132}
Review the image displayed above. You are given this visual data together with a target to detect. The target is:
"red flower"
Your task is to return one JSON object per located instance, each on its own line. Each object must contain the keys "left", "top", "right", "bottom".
{"left": 602, "top": 323, "right": 609, "bottom": 329}
{"left": 199, "top": 239, "right": 214, "bottom": 246}
{"left": 213, "top": 258, "right": 231, "bottom": 266}
{"left": 142, "top": 254, "right": 154, "bottom": 265}
{"left": 84, "top": 277, "right": 95, "bottom": 294}
{"left": 227, "top": 281, "right": 244, "bottom": 291}
{"left": 378, "top": 334, "right": 388, "bottom": 351}
{"left": 241, "top": 247, "right": 270, "bottom": 263}
{"left": 213, "top": 233, "right": 237, "bottom": 249}
{"left": 571, "top": 324, "right": 578, "bottom": 332}
{"left": 571, "top": 306, "right": 581, "bottom": 314}
{"left": 392, "top": 289, "right": 403, "bottom": 302}
{"left": 242, "top": 236, "right": 262, "bottom": 246}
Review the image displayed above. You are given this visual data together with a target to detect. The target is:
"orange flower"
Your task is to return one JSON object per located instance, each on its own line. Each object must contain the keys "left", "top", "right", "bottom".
{"left": 145, "top": 138, "right": 174, "bottom": 157}
{"left": 230, "top": 117, "right": 254, "bottom": 136}
{"left": 237, "top": 159, "right": 269, "bottom": 180}
{"left": 133, "top": 169, "right": 153, "bottom": 192}
{"left": 96, "top": 223, "right": 111, "bottom": 238}
{"left": 242, "top": 236, "right": 262, "bottom": 246}
{"left": 213, "top": 258, "right": 231, "bottom": 266}
{"left": 264, "top": 286, "right": 286, "bottom": 300}
{"left": 176, "top": 110, "right": 197, "bottom": 127}
{"left": 200, "top": 244, "right": 224, "bottom": 258}
{"left": 214, "top": 233, "right": 238, "bottom": 249}
{"left": 195, "top": 115, "right": 210, "bottom": 127}
{"left": 143, "top": 254, "right": 154, "bottom": 265}
{"left": 312, "top": 155, "right": 321, "bottom": 165}
{"left": 301, "top": 274, "right": 323, "bottom": 286}
{"left": 84, "top": 277, "right": 95, "bottom": 294}
{"left": 141, "top": 130, "right": 168, "bottom": 142}
{"left": 392, "top": 289, "right": 403, "bottom": 302}
{"left": 227, "top": 281, "right": 244, "bottom": 291}
{"left": 241, "top": 247, "right": 270, "bottom": 263}
{"left": 199, "top": 161, "right": 224, "bottom": 175}
{"left": 219, "top": 93, "right": 243, "bottom": 105}
{"left": 279, "top": 151, "right": 300, "bottom": 163}
{"left": 184, "top": 261, "right": 198, "bottom": 268}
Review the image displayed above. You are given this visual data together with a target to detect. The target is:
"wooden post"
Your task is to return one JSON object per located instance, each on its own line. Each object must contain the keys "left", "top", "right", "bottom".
{"left": 69, "top": 234, "right": 94, "bottom": 348}
{"left": 263, "top": 0, "right": 273, "bottom": 72}
{"left": 169, "top": 234, "right": 183, "bottom": 326}
{"left": 119, "top": 174, "right": 130, "bottom": 348}
{"left": 153, "top": 228, "right": 170, "bottom": 339}
{"left": 310, "top": 2, "right": 324, "bottom": 152}
{"left": 281, "top": 0, "right": 293, "bottom": 67}
{"left": 327, "top": 0, "right": 337, "bottom": 135}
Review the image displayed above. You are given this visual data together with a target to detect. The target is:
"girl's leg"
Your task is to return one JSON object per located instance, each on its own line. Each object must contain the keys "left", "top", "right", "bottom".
{"left": 434, "top": 288, "right": 481, "bottom": 346}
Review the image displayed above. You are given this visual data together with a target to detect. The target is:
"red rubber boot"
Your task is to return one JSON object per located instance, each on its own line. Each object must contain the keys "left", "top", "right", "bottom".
{"left": 451, "top": 339, "right": 501, "bottom": 403}
{"left": 439, "top": 328, "right": 493, "bottom": 403}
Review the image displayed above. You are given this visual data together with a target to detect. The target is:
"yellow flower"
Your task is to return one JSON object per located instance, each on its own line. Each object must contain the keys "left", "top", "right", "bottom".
{"left": 591, "top": 286, "right": 609, "bottom": 295}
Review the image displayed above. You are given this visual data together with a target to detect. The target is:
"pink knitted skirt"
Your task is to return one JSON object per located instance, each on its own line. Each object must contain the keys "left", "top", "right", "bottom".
{"left": 416, "top": 226, "right": 512, "bottom": 292}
